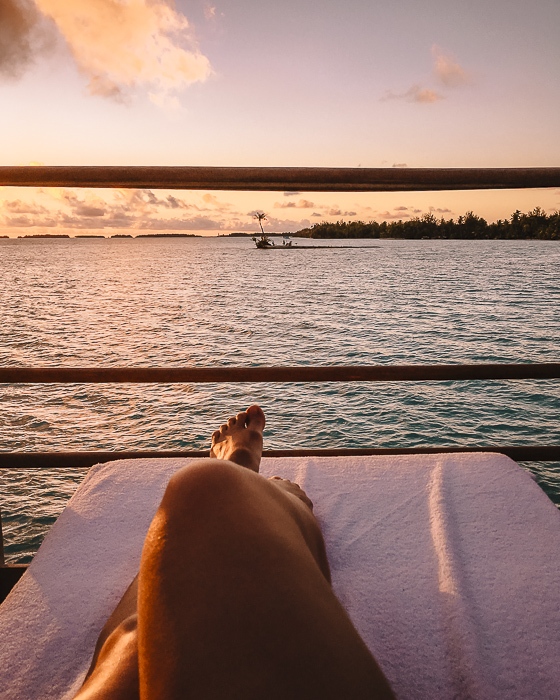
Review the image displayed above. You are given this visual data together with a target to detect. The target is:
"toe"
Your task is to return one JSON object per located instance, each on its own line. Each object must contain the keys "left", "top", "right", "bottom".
{"left": 211, "top": 429, "right": 221, "bottom": 443}
{"left": 235, "top": 411, "right": 248, "bottom": 426}
{"left": 227, "top": 416, "right": 237, "bottom": 427}
{"left": 246, "top": 405, "right": 265, "bottom": 431}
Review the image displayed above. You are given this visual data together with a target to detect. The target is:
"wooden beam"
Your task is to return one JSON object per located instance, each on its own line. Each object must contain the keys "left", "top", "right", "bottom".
{"left": 1, "top": 166, "right": 560, "bottom": 192}
{"left": 1, "top": 363, "right": 560, "bottom": 384}
{"left": 0, "top": 445, "right": 559, "bottom": 469}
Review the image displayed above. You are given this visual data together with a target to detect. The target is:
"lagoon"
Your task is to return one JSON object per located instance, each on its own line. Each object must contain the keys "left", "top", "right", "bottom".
{"left": 0, "top": 236, "right": 559, "bottom": 561}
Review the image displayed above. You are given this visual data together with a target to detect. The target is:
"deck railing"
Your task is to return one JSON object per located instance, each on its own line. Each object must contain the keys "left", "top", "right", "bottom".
{"left": 0, "top": 363, "right": 559, "bottom": 469}
{"left": 2, "top": 165, "right": 560, "bottom": 192}
{"left": 1, "top": 363, "right": 559, "bottom": 599}
{"left": 1, "top": 166, "right": 559, "bottom": 597}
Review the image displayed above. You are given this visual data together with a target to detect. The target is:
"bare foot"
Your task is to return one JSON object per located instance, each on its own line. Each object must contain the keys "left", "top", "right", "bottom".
{"left": 268, "top": 476, "right": 314, "bottom": 511}
{"left": 210, "top": 405, "right": 265, "bottom": 473}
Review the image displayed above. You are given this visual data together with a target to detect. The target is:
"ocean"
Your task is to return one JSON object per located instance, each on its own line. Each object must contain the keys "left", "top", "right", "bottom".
{"left": 1, "top": 236, "right": 559, "bottom": 562}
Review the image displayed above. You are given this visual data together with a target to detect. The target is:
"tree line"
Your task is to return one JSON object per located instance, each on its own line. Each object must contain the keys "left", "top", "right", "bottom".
{"left": 291, "top": 208, "right": 560, "bottom": 240}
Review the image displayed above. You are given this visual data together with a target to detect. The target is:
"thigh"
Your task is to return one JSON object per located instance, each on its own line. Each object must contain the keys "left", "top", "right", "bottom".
{"left": 138, "top": 461, "right": 395, "bottom": 699}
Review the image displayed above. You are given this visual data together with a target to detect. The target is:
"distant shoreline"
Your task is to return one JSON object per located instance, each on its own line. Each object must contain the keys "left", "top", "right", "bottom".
{"left": 1, "top": 206, "right": 558, "bottom": 242}
{"left": 0, "top": 233, "right": 557, "bottom": 241}
{"left": 10, "top": 233, "right": 202, "bottom": 239}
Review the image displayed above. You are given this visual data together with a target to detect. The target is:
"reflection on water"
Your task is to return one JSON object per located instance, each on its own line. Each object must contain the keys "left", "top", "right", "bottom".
{"left": 1, "top": 237, "right": 559, "bottom": 561}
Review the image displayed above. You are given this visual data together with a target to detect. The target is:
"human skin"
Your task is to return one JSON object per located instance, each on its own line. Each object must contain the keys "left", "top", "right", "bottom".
{"left": 75, "top": 406, "right": 395, "bottom": 700}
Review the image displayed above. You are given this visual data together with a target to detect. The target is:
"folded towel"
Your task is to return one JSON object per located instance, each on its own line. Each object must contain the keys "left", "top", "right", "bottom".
{"left": 1, "top": 453, "right": 559, "bottom": 699}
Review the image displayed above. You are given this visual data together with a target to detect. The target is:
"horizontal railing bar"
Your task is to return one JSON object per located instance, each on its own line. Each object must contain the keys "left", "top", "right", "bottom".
{"left": 1, "top": 166, "right": 560, "bottom": 192}
{"left": 0, "top": 446, "right": 559, "bottom": 468}
{"left": 1, "top": 364, "right": 560, "bottom": 384}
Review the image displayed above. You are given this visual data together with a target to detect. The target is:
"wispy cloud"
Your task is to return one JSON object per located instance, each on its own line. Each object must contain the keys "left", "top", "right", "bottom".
{"left": 380, "top": 210, "right": 411, "bottom": 220}
{"left": 274, "top": 200, "right": 357, "bottom": 217}
{"left": 3, "top": 199, "right": 49, "bottom": 215}
{"left": 382, "top": 45, "right": 470, "bottom": 105}
{"left": 204, "top": 4, "right": 217, "bottom": 21}
{"left": 0, "top": 187, "right": 234, "bottom": 231}
{"left": 0, "top": 0, "right": 212, "bottom": 107}
{"left": 432, "top": 45, "right": 471, "bottom": 88}
{"left": 255, "top": 215, "right": 313, "bottom": 233}
{"left": 274, "top": 199, "right": 315, "bottom": 209}
{"left": 382, "top": 84, "right": 443, "bottom": 104}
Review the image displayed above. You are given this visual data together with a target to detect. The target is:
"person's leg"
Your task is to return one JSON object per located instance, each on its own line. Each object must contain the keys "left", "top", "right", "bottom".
{"left": 76, "top": 406, "right": 395, "bottom": 700}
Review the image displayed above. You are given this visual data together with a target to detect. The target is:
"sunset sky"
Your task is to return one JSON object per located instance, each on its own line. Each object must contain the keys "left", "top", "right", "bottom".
{"left": 1, "top": 0, "right": 559, "bottom": 236}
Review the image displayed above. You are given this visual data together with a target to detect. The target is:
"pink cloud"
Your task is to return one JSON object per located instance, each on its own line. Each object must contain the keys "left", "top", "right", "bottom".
{"left": 383, "top": 85, "right": 443, "bottom": 104}
{"left": 432, "top": 45, "right": 471, "bottom": 88}
{"left": 1, "top": 0, "right": 212, "bottom": 107}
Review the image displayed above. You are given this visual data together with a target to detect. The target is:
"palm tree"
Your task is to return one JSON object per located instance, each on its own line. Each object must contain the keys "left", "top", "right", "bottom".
{"left": 254, "top": 212, "right": 267, "bottom": 234}
{"left": 252, "top": 212, "right": 273, "bottom": 248}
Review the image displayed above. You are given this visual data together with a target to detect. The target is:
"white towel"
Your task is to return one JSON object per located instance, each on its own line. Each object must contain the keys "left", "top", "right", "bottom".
{"left": 1, "top": 453, "right": 559, "bottom": 699}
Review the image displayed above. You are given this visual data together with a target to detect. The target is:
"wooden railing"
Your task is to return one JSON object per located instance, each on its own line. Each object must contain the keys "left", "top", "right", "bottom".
{"left": 1, "top": 362, "right": 559, "bottom": 600}
{"left": 1, "top": 363, "right": 559, "bottom": 469}
{"left": 2, "top": 165, "right": 560, "bottom": 192}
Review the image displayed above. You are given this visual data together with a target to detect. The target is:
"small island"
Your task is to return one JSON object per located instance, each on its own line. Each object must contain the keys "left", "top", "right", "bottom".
{"left": 136, "top": 233, "right": 200, "bottom": 238}
{"left": 18, "top": 234, "right": 70, "bottom": 239}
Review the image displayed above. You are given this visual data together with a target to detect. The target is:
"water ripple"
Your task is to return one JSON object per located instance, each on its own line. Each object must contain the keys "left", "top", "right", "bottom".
{"left": 0, "top": 237, "right": 558, "bottom": 561}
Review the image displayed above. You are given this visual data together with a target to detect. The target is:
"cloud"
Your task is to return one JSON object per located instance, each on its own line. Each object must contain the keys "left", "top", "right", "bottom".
{"left": 2, "top": 187, "right": 199, "bottom": 230}
{"left": 432, "top": 45, "right": 471, "bottom": 88}
{"left": 382, "top": 46, "right": 470, "bottom": 106}
{"left": 380, "top": 210, "right": 411, "bottom": 220}
{"left": 0, "top": 187, "right": 230, "bottom": 231}
{"left": 429, "top": 206, "right": 452, "bottom": 214}
{"left": 5, "top": 214, "right": 58, "bottom": 227}
{"left": 327, "top": 207, "right": 356, "bottom": 217}
{"left": 404, "top": 86, "right": 442, "bottom": 103}
{"left": 204, "top": 4, "right": 217, "bottom": 21}
{"left": 74, "top": 204, "right": 105, "bottom": 217}
{"left": 161, "top": 195, "right": 187, "bottom": 209}
{"left": 274, "top": 198, "right": 315, "bottom": 209}
{"left": 1, "top": 0, "right": 212, "bottom": 106}
{"left": 392, "top": 163, "right": 408, "bottom": 168}
{"left": 2, "top": 199, "right": 49, "bottom": 215}
{"left": 283, "top": 191, "right": 301, "bottom": 197}
{"left": 382, "top": 85, "right": 443, "bottom": 104}
{"left": 201, "top": 193, "right": 233, "bottom": 209}
{"left": 258, "top": 216, "right": 313, "bottom": 233}
{"left": 137, "top": 216, "right": 222, "bottom": 231}
{"left": 0, "top": 0, "right": 54, "bottom": 78}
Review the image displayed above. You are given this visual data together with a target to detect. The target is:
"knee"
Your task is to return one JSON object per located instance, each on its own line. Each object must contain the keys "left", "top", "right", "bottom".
{"left": 161, "top": 459, "right": 254, "bottom": 516}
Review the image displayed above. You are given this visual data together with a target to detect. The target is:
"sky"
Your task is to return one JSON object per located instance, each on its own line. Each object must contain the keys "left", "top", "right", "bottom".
{"left": 1, "top": 0, "right": 559, "bottom": 237}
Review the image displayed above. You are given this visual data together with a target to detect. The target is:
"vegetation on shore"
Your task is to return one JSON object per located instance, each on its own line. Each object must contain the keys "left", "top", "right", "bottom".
{"left": 291, "top": 208, "right": 560, "bottom": 240}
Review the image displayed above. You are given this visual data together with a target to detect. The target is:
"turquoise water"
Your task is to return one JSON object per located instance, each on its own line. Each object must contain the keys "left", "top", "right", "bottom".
{"left": 1, "top": 237, "right": 559, "bottom": 562}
